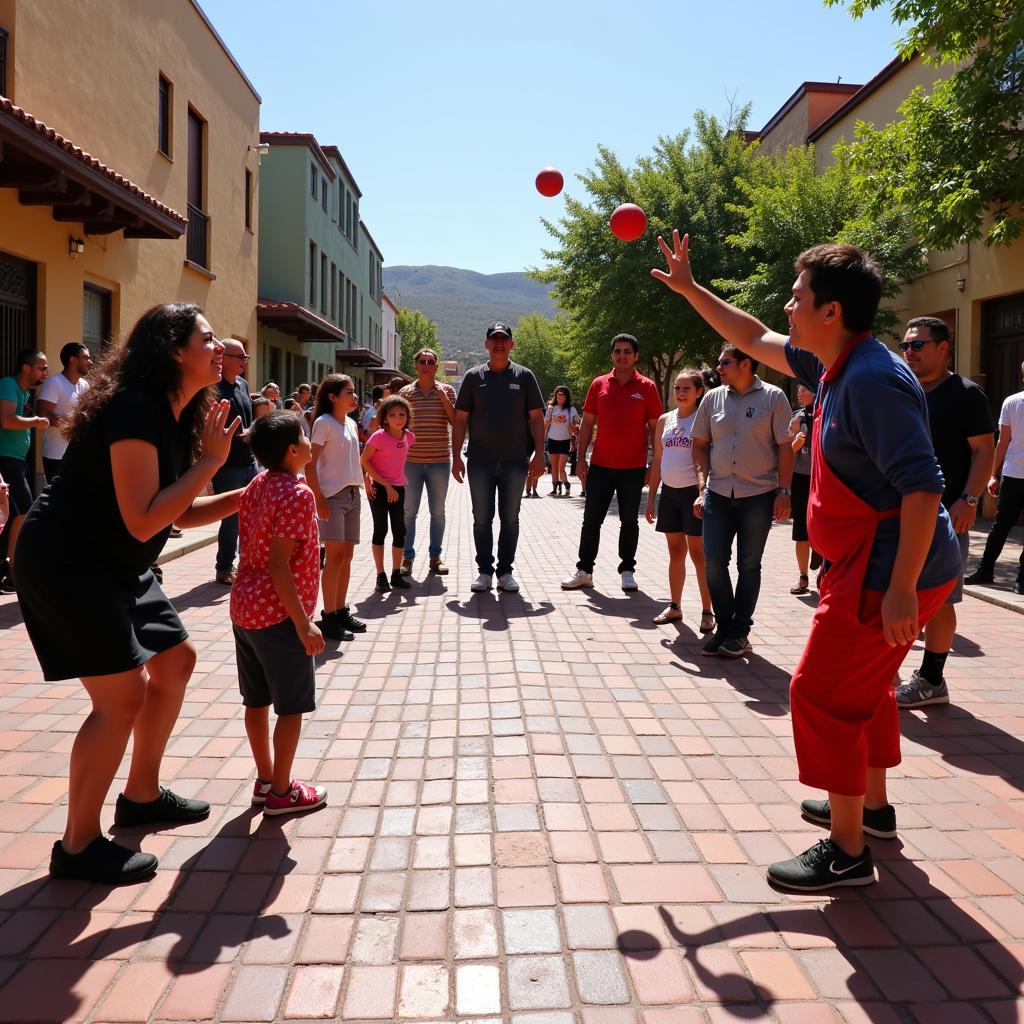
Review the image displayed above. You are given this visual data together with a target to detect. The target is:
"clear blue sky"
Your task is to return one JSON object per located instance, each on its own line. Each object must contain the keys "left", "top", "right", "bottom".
{"left": 201, "top": 0, "right": 902, "bottom": 275}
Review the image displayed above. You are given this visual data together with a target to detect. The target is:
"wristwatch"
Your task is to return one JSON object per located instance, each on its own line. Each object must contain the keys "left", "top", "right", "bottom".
{"left": 777, "top": 487, "right": 791, "bottom": 496}
{"left": 961, "top": 493, "right": 978, "bottom": 508}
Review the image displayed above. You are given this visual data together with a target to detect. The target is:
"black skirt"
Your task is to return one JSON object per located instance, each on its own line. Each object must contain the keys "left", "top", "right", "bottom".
{"left": 15, "top": 514, "right": 188, "bottom": 681}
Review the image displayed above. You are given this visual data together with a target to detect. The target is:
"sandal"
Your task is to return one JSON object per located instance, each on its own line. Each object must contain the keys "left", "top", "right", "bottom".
{"left": 653, "top": 604, "right": 683, "bottom": 625}
{"left": 699, "top": 610, "right": 716, "bottom": 634}
{"left": 790, "top": 574, "right": 810, "bottom": 595}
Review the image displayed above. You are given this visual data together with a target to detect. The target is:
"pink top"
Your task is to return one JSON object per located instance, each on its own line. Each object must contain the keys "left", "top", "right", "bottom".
{"left": 231, "top": 471, "right": 320, "bottom": 629}
{"left": 365, "top": 428, "right": 416, "bottom": 485}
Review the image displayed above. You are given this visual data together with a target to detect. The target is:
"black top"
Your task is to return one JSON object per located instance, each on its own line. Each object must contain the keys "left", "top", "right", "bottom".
{"left": 455, "top": 360, "right": 544, "bottom": 461}
{"left": 32, "top": 390, "right": 192, "bottom": 577}
{"left": 924, "top": 373, "right": 996, "bottom": 507}
{"left": 219, "top": 375, "right": 254, "bottom": 467}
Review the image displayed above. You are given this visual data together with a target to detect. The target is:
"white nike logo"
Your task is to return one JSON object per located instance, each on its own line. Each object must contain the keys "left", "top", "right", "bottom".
{"left": 829, "top": 860, "right": 864, "bottom": 875}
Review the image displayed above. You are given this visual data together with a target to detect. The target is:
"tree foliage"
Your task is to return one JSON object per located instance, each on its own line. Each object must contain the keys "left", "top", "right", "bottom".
{"left": 533, "top": 109, "right": 761, "bottom": 405}
{"left": 511, "top": 313, "right": 588, "bottom": 404}
{"left": 717, "top": 144, "right": 925, "bottom": 338}
{"left": 826, "top": 0, "right": 1024, "bottom": 247}
{"left": 396, "top": 308, "right": 441, "bottom": 376}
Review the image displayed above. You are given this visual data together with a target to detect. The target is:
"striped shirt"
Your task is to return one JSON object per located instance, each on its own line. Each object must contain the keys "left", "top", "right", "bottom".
{"left": 400, "top": 381, "right": 456, "bottom": 463}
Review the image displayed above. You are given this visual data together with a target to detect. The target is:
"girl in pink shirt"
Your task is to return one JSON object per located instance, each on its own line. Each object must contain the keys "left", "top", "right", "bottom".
{"left": 360, "top": 395, "right": 416, "bottom": 593}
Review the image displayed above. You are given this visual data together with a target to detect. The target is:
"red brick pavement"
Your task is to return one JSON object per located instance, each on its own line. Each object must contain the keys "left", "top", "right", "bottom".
{"left": 0, "top": 483, "right": 1022, "bottom": 1023}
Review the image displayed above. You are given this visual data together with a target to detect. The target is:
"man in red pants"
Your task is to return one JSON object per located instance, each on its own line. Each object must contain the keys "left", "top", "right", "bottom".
{"left": 653, "top": 234, "right": 961, "bottom": 891}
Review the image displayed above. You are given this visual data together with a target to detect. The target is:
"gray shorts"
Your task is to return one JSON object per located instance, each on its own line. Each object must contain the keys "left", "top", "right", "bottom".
{"left": 234, "top": 618, "right": 316, "bottom": 715}
{"left": 946, "top": 530, "right": 970, "bottom": 605}
{"left": 319, "top": 485, "right": 361, "bottom": 543}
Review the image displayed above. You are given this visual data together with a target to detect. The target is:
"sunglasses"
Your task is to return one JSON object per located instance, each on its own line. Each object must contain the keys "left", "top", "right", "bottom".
{"left": 417, "top": 358, "right": 437, "bottom": 365}
{"left": 716, "top": 358, "right": 735, "bottom": 368}
{"left": 898, "top": 340, "right": 930, "bottom": 352}
{"left": 227, "top": 353, "right": 250, "bottom": 361}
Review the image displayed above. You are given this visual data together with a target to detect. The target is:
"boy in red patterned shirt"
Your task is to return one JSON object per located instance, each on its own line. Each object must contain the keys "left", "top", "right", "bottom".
{"left": 231, "top": 412, "right": 328, "bottom": 815}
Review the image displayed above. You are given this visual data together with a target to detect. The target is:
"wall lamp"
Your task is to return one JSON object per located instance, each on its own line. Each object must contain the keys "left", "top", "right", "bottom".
{"left": 69, "top": 236, "right": 85, "bottom": 258}
{"left": 955, "top": 274, "right": 966, "bottom": 292}
{"left": 248, "top": 143, "right": 270, "bottom": 157}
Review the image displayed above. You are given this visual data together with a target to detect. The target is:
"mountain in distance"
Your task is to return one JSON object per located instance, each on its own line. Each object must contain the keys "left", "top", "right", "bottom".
{"left": 383, "top": 265, "right": 559, "bottom": 370}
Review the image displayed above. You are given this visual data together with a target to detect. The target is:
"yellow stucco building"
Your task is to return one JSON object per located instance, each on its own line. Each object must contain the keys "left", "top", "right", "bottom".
{"left": 754, "top": 55, "right": 1024, "bottom": 414}
{"left": 0, "top": 0, "right": 260, "bottom": 400}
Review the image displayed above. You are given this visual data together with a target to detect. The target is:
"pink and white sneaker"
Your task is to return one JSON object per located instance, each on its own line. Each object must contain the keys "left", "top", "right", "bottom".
{"left": 251, "top": 780, "right": 272, "bottom": 806}
{"left": 263, "top": 780, "right": 327, "bottom": 816}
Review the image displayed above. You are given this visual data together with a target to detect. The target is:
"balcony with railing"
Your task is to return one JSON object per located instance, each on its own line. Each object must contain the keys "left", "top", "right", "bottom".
{"left": 186, "top": 202, "right": 209, "bottom": 269}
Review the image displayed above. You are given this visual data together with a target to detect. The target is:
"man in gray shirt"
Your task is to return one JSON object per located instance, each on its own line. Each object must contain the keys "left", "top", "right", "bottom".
{"left": 453, "top": 322, "right": 545, "bottom": 594}
{"left": 692, "top": 343, "right": 793, "bottom": 657}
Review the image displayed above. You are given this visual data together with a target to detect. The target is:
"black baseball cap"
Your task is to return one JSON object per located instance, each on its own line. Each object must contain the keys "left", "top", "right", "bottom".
{"left": 486, "top": 322, "right": 513, "bottom": 340}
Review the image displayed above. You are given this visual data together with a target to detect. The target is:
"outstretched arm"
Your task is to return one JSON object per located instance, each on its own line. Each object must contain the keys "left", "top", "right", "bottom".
{"left": 651, "top": 230, "right": 793, "bottom": 379}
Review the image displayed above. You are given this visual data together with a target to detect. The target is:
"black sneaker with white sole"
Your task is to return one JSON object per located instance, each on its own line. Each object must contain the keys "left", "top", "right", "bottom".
{"left": 767, "top": 837, "right": 875, "bottom": 891}
{"left": 718, "top": 634, "right": 752, "bottom": 658}
{"left": 701, "top": 631, "right": 726, "bottom": 657}
{"left": 800, "top": 798, "right": 897, "bottom": 840}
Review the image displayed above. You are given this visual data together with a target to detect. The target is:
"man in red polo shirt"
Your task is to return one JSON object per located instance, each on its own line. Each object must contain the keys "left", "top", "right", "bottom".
{"left": 562, "top": 333, "right": 663, "bottom": 591}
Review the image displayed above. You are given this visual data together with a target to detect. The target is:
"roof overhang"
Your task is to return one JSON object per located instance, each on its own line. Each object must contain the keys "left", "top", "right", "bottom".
{"left": 257, "top": 299, "right": 346, "bottom": 343}
{"left": 335, "top": 346, "right": 385, "bottom": 367}
{"left": 0, "top": 98, "right": 187, "bottom": 239}
{"left": 372, "top": 367, "right": 411, "bottom": 382}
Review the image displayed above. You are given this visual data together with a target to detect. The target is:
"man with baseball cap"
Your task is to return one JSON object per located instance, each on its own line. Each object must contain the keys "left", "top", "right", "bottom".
{"left": 452, "top": 323, "right": 545, "bottom": 593}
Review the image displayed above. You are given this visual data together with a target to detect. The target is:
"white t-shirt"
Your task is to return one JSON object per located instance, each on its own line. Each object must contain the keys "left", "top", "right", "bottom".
{"left": 311, "top": 413, "right": 363, "bottom": 496}
{"left": 360, "top": 405, "right": 375, "bottom": 434}
{"left": 546, "top": 405, "right": 579, "bottom": 441}
{"left": 37, "top": 373, "right": 90, "bottom": 459}
{"left": 660, "top": 410, "right": 698, "bottom": 488}
{"left": 999, "top": 390, "right": 1024, "bottom": 479}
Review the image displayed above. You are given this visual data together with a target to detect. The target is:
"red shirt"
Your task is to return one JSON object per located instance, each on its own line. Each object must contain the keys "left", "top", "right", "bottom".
{"left": 230, "top": 471, "right": 320, "bottom": 630}
{"left": 583, "top": 371, "right": 663, "bottom": 469}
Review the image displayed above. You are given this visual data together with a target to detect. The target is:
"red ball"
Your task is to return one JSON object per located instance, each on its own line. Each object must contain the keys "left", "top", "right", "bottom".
{"left": 610, "top": 203, "right": 648, "bottom": 242}
{"left": 535, "top": 167, "right": 564, "bottom": 198}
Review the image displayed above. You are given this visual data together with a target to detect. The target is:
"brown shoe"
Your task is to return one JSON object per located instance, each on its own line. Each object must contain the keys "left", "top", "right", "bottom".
{"left": 430, "top": 557, "right": 449, "bottom": 575}
{"left": 214, "top": 569, "right": 236, "bottom": 585}
{"left": 399, "top": 558, "right": 413, "bottom": 577}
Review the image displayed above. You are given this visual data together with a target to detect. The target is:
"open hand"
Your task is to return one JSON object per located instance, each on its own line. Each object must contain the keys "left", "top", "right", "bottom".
{"left": 452, "top": 453, "right": 465, "bottom": 483}
{"left": 651, "top": 230, "right": 696, "bottom": 295}
{"left": 201, "top": 400, "right": 241, "bottom": 468}
{"left": 881, "top": 586, "right": 919, "bottom": 647}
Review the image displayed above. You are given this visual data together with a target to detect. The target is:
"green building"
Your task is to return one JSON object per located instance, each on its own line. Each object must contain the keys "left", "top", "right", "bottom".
{"left": 254, "top": 131, "right": 390, "bottom": 400}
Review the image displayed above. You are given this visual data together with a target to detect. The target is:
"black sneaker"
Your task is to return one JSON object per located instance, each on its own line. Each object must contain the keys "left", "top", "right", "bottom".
{"left": 49, "top": 837, "right": 158, "bottom": 884}
{"left": 338, "top": 605, "right": 366, "bottom": 633}
{"left": 319, "top": 611, "right": 354, "bottom": 642}
{"left": 390, "top": 569, "right": 411, "bottom": 590}
{"left": 964, "top": 568, "right": 993, "bottom": 585}
{"left": 718, "top": 634, "right": 752, "bottom": 658}
{"left": 113, "top": 788, "right": 210, "bottom": 827}
{"left": 767, "top": 837, "right": 875, "bottom": 891}
{"left": 0, "top": 575, "right": 16, "bottom": 595}
{"left": 701, "top": 631, "right": 726, "bottom": 657}
{"left": 376, "top": 572, "right": 391, "bottom": 593}
{"left": 800, "top": 798, "right": 898, "bottom": 839}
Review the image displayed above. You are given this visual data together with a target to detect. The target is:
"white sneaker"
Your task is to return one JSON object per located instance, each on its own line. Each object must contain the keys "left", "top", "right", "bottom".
{"left": 561, "top": 569, "right": 594, "bottom": 589}
{"left": 621, "top": 571, "right": 638, "bottom": 592}
{"left": 470, "top": 573, "right": 493, "bottom": 592}
{"left": 497, "top": 573, "right": 520, "bottom": 592}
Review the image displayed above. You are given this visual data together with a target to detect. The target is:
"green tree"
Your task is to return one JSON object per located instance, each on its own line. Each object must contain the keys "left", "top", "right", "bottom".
{"left": 511, "top": 313, "right": 587, "bottom": 404}
{"left": 534, "top": 109, "right": 761, "bottom": 405}
{"left": 826, "top": 0, "right": 1024, "bottom": 247}
{"left": 717, "top": 144, "right": 925, "bottom": 338}
{"left": 396, "top": 308, "right": 440, "bottom": 376}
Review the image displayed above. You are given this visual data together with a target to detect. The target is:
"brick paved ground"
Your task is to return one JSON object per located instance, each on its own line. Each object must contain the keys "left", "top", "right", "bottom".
{"left": 0, "top": 483, "right": 1022, "bottom": 1023}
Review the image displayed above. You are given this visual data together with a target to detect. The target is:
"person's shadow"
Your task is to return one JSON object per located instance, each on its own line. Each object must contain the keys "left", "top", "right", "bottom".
{"left": 609, "top": 855, "right": 1022, "bottom": 1017}
{"left": 169, "top": 579, "right": 231, "bottom": 614}
{"left": 0, "top": 808, "right": 296, "bottom": 1022}
{"left": 445, "top": 591, "right": 555, "bottom": 630}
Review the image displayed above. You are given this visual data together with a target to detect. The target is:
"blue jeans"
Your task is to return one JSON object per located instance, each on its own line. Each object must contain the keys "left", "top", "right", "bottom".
{"left": 467, "top": 458, "right": 529, "bottom": 576}
{"left": 403, "top": 460, "right": 451, "bottom": 560}
{"left": 701, "top": 488, "right": 775, "bottom": 638}
{"left": 213, "top": 462, "right": 258, "bottom": 571}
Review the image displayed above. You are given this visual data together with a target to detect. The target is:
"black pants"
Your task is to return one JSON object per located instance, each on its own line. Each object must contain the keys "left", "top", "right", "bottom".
{"left": 370, "top": 484, "right": 406, "bottom": 547}
{"left": 576, "top": 464, "right": 646, "bottom": 574}
{"left": 978, "top": 475, "right": 1024, "bottom": 582}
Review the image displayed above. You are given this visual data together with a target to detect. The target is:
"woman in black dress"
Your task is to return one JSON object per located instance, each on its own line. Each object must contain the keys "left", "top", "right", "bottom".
{"left": 17, "top": 302, "right": 243, "bottom": 883}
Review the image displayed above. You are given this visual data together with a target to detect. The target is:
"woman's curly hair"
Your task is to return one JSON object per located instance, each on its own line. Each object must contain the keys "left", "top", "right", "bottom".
{"left": 66, "top": 302, "right": 215, "bottom": 461}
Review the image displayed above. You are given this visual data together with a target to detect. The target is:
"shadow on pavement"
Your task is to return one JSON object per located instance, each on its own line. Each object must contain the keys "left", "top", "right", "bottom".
{"left": 445, "top": 591, "right": 555, "bottom": 629}
{"left": 169, "top": 580, "right": 231, "bottom": 614}
{"left": 0, "top": 808, "right": 299, "bottom": 1022}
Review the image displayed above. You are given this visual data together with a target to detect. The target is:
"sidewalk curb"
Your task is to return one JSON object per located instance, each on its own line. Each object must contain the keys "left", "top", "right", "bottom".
{"left": 155, "top": 531, "right": 217, "bottom": 567}
{"left": 965, "top": 586, "right": 1024, "bottom": 615}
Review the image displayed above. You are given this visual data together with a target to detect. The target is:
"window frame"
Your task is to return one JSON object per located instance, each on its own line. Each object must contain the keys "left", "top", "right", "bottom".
{"left": 310, "top": 163, "right": 317, "bottom": 199}
{"left": 157, "top": 73, "right": 173, "bottom": 158}
{"left": 244, "top": 168, "right": 253, "bottom": 231}
{"left": 0, "top": 27, "right": 8, "bottom": 100}
{"left": 309, "top": 241, "right": 317, "bottom": 308}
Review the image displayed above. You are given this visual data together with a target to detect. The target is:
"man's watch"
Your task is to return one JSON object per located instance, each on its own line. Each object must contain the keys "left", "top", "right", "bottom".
{"left": 777, "top": 487, "right": 792, "bottom": 496}
{"left": 961, "top": 493, "right": 979, "bottom": 508}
